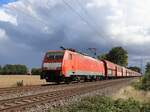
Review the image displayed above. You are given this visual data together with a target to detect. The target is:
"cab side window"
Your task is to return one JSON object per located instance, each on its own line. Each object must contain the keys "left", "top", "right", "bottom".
{"left": 68, "top": 54, "right": 72, "bottom": 60}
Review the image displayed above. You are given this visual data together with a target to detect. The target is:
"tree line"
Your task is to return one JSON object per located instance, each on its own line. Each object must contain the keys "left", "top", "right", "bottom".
{"left": 0, "top": 64, "right": 41, "bottom": 75}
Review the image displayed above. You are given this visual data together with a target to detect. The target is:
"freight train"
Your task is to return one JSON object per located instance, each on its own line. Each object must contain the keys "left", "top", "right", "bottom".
{"left": 40, "top": 49, "right": 141, "bottom": 83}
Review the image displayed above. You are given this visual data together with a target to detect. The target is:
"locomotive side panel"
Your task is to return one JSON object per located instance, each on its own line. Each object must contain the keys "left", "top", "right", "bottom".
{"left": 64, "top": 51, "right": 105, "bottom": 78}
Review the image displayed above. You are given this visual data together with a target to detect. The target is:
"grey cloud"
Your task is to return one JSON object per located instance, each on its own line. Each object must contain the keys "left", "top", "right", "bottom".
{"left": 0, "top": 0, "right": 150, "bottom": 67}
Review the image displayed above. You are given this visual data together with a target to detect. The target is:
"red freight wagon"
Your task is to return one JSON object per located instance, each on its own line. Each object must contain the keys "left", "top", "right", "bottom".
{"left": 122, "top": 67, "right": 127, "bottom": 77}
{"left": 116, "top": 65, "right": 123, "bottom": 77}
{"left": 41, "top": 50, "right": 105, "bottom": 83}
{"left": 102, "top": 60, "right": 117, "bottom": 78}
{"left": 126, "top": 69, "right": 132, "bottom": 77}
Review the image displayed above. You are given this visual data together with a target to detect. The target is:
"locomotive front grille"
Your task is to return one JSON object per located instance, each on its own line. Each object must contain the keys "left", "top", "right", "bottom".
{"left": 41, "top": 70, "right": 62, "bottom": 82}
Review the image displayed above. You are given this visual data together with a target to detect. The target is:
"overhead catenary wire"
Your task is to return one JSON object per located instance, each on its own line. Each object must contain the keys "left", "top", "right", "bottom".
{"left": 75, "top": 0, "right": 99, "bottom": 28}
{"left": 62, "top": 0, "right": 94, "bottom": 27}
{"left": 11, "top": 0, "right": 107, "bottom": 39}
{"left": 62, "top": 0, "right": 107, "bottom": 39}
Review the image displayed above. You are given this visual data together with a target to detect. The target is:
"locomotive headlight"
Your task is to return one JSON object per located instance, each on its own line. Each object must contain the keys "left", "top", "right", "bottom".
{"left": 43, "top": 63, "right": 49, "bottom": 68}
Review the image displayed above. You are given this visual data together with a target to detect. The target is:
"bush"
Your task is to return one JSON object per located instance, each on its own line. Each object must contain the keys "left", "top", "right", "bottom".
{"left": 31, "top": 68, "right": 42, "bottom": 75}
{"left": 16, "top": 80, "right": 24, "bottom": 87}
{"left": 0, "top": 65, "right": 2, "bottom": 74}
{"left": 140, "top": 73, "right": 150, "bottom": 91}
{"left": 49, "top": 96, "right": 150, "bottom": 112}
{"left": 137, "top": 62, "right": 150, "bottom": 91}
{"left": 133, "top": 73, "right": 150, "bottom": 91}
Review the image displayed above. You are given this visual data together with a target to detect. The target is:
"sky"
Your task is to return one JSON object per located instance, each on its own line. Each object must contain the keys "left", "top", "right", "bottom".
{"left": 0, "top": 0, "right": 150, "bottom": 69}
{"left": 0, "top": 0, "right": 16, "bottom": 5}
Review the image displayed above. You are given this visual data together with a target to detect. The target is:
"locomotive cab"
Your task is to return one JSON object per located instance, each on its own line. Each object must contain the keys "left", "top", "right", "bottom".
{"left": 41, "top": 50, "right": 65, "bottom": 82}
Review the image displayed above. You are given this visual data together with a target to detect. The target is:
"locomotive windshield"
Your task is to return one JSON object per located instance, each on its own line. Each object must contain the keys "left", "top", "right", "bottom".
{"left": 46, "top": 52, "right": 64, "bottom": 60}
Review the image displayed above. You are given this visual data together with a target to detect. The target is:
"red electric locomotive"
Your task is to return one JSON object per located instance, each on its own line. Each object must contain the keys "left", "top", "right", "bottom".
{"left": 41, "top": 50, "right": 105, "bottom": 83}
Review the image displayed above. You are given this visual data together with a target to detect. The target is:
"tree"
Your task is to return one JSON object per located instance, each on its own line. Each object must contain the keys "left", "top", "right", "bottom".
{"left": 145, "top": 62, "right": 150, "bottom": 74}
{"left": 31, "top": 68, "right": 42, "bottom": 75}
{"left": 97, "top": 53, "right": 108, "bottom": 60}
{"left": 16, "top": 65, "right": 28, "bottom": 74}
{"left": 128, "top": 66, "right": 141, "bottom": 73}
{"left": 138, "top": 62, "right": 150, "bottom": 90}
{"left": 107, "top": 47, "right": 128, "bottom": 66}
{"left": 98, "top": 47, "right": 128, "bottom": 67}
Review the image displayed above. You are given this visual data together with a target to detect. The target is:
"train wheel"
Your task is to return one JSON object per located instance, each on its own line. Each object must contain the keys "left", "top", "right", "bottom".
{"left": 56, "top": 81, "right": 60, "bottom": 85}
{"left": 76, "top": 76, "right": 81, "bottom": 82}
{"left": 84, "top": 76, "right": 88, "bottom": 82}
{"left": 65, "top": 78, "right": 71, "bottom": 84}
{"left": 90, "top": 77, "right": 93, "bottom": 82}
{"left": 96, "top": 76, "right": 100, "bottom": 81}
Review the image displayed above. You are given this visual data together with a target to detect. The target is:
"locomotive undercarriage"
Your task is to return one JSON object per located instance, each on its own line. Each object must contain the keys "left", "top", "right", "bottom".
{"left": 41, "top": 70, "right": 105, "bottom": 84}
{"left": 41, "top": 70, "right": 63, "bottom": 83}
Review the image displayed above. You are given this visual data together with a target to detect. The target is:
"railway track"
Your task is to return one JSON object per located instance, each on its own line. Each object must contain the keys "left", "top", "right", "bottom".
{"left": 0, "top": 85, "right": 40, "bottom": 95}
{"left": 0, "top": 78, "right": 132, "bottom": 112}
{"left": 0, "top": 80, "right": 113, "bottom": 97}
{"left": 0, "top": 82, "right": 80, "bottom": 96}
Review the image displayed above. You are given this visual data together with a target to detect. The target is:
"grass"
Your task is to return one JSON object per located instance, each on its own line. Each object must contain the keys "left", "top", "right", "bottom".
{"left": 113, "top": 78, "right": 150, "bottom": 103}
{"left": 113, "top": 86, "right": 150, "bottom": 103}
{"left": 0, "top": 75, "right": 47, "bottom": 88}
{"left": 49, "top": 78, "right": 150, "bottom": 112}
{"left": 49, "top": 96, "right": 150, "bottom": 112}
